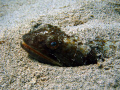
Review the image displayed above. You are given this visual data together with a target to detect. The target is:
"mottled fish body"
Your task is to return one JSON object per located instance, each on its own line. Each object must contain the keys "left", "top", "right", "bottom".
{"left": 21, "top": 24, "right": 117, "bottom": 67}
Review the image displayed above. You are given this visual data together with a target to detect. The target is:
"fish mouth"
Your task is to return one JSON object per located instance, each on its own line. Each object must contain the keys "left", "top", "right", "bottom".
{"left": 21, "top": 41, "right": 62, "bottom": 66}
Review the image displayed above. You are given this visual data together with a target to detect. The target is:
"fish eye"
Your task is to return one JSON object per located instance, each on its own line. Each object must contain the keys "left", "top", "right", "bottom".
{"left": 47, "top": 41, "right": 58, "bottom": 49}
{"left": 46, "top": 36, "right": 59, "bottom": 49}
{"left": 51, "top": 42, "right": 57, "bottom": 47}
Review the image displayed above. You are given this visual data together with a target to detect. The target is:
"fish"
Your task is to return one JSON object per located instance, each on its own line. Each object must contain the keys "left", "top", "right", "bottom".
{"left": 21, "top": 24, "right": 117, "bottom": 67}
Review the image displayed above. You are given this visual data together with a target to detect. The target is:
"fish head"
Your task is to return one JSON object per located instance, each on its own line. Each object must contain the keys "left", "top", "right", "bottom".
{"left": 21, "top": 24, "right": 69, "bottom": 66}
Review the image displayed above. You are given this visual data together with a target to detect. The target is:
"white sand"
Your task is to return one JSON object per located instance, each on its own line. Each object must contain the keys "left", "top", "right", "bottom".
{"left": 0, "top": 0, "right": 120, "bottom": 89}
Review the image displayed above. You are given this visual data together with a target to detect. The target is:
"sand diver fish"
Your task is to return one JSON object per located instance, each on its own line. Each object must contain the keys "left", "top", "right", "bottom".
{"left": 21, "top": 24, "right": 117, "bottom": 67}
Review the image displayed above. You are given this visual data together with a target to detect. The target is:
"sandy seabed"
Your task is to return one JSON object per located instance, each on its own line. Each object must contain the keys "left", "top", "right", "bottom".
{"left": 0, "top": 0, "right": 120, "bottom": 90}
